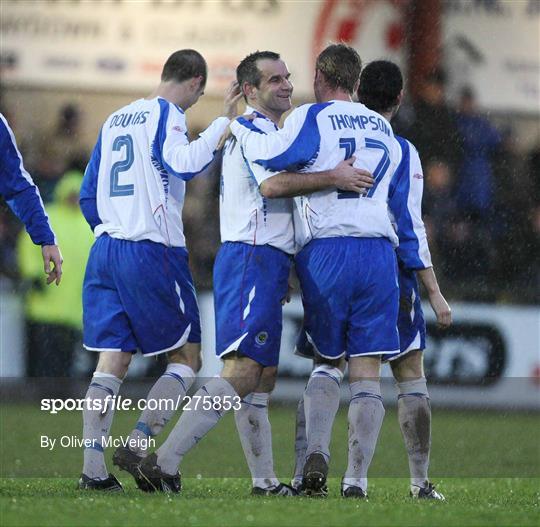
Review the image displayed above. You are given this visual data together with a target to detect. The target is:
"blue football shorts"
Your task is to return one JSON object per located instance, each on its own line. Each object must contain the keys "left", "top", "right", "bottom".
{"left": 295, "top": 264, "right": 425, "bottom": 362}
{"left": 294, "top": 237, "right": 399, "bottom": 360}
{"left": 82, "top": 234, "right": 201, "bottom": 356}
{"left": 213, "top": 242, "right": 291, "bottom": 367}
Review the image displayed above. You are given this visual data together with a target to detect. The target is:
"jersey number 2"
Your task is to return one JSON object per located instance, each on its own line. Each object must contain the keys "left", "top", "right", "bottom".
{"left": 110, "top": 134, "right": 134, "bottom": 197}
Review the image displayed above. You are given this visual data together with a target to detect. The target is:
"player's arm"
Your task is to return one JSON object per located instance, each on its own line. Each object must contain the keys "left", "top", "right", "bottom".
{"left": 231, "top": 103, "right": 329, "bottom": 172}
{"left": 0, "top": 115, "right": 62, "bottom": 284}
{"left": 416, "top": 267, "right": 451, "bottom": 328}
{"left": 161, "top": 82, "right": 242, "bottom": 180}
{"left": 388, "top": 141, "right": 450, "bottom": 327}
{"left": 259, "top": 157, "right": 374, "bottom": 198}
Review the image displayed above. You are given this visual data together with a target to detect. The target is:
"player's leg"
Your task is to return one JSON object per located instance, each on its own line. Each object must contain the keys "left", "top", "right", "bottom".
{"left": 294, "top": 239, "right": 350, "bottom": 495}
{"left": 139, "top": 354, "right": 263, "bottom": 487}
{"left": 234, "top": 366, "right": 295, "bottom": 495}
{"left": 126, "top": 343, "right": 201, "bottom": 454}
{"left": 114, "top": 342, "right": 201, "bottom": 477}
{"left": 102, "top": 240, "right": 203, "bottom": 487}
{"left": 390, "top": 350, "right": 443, "bottom": 499}
{"left": 80, "top": 351, "right": 132, "bottom": 491}
{"left": 140, "top": 243, "right": 289, "bottom": 491}
{"left": 290, "top": 331, "right": 314, "bottom": 490}
{"left": 388, "top": 267, "right": 443, "bottom": 499}
{"left": 392, "top": 351, "right": 443, "bottom": 501}
{"left": 79, "top": 235, "right": 138, "bottom": 491}
{"left": 301, "top": 356, "right": 345, "bottom": 495}
{"left": 342, "top": 238, "right": 400, "bottom": 498}
{"left": 342, "top": 356, "right": 384, "bottom": 498}
{"left": 291, "top": 390, "right": 307, "bottom": 491}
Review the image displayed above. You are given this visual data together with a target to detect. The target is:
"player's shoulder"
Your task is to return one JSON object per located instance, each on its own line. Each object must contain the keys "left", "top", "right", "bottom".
{"left": 290, "top": 101, "right": 335, "bottom": 117}
{"left": 247, "top": 108, "right": 278, "bottom": 134}
{"left": 395, "top": 134, "right": 423, "bottom": 176}
{"left": 395, "top": 134, "right": 421, "bottom": 161}
{"left": 0, "top": 113, "right": 12, "bottom": 141}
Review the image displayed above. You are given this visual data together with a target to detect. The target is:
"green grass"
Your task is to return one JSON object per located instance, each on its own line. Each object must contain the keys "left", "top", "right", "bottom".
{"left": 1, "top": 404, "right": 539, "bottom": 526}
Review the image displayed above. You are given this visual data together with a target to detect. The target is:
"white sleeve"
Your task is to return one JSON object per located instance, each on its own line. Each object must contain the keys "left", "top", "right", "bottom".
{"left": 160, "top": 104, "right": 229, "bottom": 181}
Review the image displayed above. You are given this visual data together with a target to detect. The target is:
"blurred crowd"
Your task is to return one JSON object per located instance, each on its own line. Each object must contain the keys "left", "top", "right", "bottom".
{"left": 1, "top": 74, "right": 539, "bottom": 375}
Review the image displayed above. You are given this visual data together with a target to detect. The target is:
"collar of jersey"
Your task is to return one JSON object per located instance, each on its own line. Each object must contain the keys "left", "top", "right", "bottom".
{"left": 154, "top": 96, "right": 184, "bottom": 114}
{"left": 245, "top": 105, "right": 277, "bottom": 129}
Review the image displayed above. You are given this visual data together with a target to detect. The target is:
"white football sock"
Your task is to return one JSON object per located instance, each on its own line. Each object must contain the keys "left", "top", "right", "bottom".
{"left": 343, "top": 380, "right": 385, "bottom": 493}
{"left": 397, "top": 378, "right": 431, "bottom": 489}
{"left": 303, "top": 365, "right": 343, "bottom": 460}
{"left": 292, "top": 395, "right": 307, "bottom": 487}
{"left": 129, "top": 363, "right": 195, "bottom": 456}
{"left": 82, "top": 372, "right": 122, "bottom": 479}
{"left": 235, "top": 392, "right": 279, "bottom": 489}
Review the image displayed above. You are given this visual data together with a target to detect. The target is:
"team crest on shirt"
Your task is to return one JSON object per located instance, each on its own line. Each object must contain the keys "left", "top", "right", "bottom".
{"left": 413, "top": 173, "right": 423, "bottom": 179}
{"left": 255, "top": 331, "right": 269, "bottom": 346}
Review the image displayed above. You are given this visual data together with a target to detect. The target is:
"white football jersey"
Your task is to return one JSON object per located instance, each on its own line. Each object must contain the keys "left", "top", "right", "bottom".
{"left": 230, "top": 100, "right": 402, "bottom": 249}
{"left": 81, "top": 97, "right": 229, "bottom": 247}
{"left": 220, "top": 107, "right": 294, "bottom": 254}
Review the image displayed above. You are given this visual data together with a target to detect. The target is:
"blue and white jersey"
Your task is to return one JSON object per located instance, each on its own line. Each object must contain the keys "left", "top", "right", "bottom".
{"left": 388, "top": 136, "right": 432, "bottom": 270}
{"left": 220, "top": 106, "right": 294, "bottom": 254}
{"left": 80, "top": 97, "right": 229, "bottom": 247}
{"left": 230, "top": 100, "right": 402, "bottom": 249}
{"left": 0, "top": 113, "right": 56, "bottom": 246}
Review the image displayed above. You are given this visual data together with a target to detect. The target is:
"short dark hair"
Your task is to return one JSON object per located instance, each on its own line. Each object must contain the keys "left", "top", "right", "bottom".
{"left": 236, "top": 51, "right": 281, "bottom": 95}
{"left": 315, "top": 44, "right": 362, "bottom": 94}
{"left": 161, "top": 49, "right": 207, "bottom": 86}
{"left": 358, "top": 60, "right": 403, "bottom": 113}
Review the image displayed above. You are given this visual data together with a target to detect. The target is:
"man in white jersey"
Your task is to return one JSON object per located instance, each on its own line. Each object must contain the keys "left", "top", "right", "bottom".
{"left": 136, "top": 51, "right": 373, "bottom": 494}
{"left": 228, "top": 44, "right": 405, "bottom": 496}
{"left": 292, "top": 61, "right": 451, "bottom": 499}
{"left": 77, "top": 49, "right": 242, "bottom": 492}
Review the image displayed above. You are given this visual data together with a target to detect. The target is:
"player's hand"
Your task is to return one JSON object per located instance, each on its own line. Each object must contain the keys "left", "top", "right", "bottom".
{"left": 223, "top": 80, "right": 243, "bottom": 120}
{"left": 281, "top": 282, "right": 294, "bottom": 305}
{"left": 428, "top": 290, "right": 452, "bottom": 328}
{"left": 332, "top": 157, "right": 374, "bottom": 194}
{"left": 42, "top": 245, "right": 63, "bottom": 286}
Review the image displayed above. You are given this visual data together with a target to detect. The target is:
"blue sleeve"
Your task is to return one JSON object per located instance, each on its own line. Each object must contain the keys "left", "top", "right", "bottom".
{"left": 253, "top": 103, "right": 332, "bottom": 172}
{"left": 388, "top": 138, "right": 428, "bottom": 270}
{"left": 79, "top": 128, "right": 102, "bottom": 230}
{"left": 0, "top": 115, "right": 56, "bottom": 246}
{"left": 231, "top": 103, "right": 332, "bottom": 173}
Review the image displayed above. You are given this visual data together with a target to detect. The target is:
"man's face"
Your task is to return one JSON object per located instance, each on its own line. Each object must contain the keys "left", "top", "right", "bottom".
{"left": 249, "top": 59, "right": 293, "bottom": 115}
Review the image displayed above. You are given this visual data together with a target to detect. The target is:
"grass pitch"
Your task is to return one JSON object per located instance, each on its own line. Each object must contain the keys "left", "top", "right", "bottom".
{"left": 1, "top": 404, "right": 538, "bottom": 526}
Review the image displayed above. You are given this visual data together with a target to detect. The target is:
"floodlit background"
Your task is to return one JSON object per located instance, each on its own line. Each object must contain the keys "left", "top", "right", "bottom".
{"left": 0, "top": 0, "right": 539, "bottom": 412}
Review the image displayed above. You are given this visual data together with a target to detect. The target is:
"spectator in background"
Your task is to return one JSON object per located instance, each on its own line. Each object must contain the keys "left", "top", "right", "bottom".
{"left": 491, "top": 132, "right": 539, "bottom": 300}
{"left": 30, "top": 103, "right": 89, "bottom": 203}
{"left": 0, "top": 113, "right": 62, "bottom": 286}
{"left": 394, "top": 70, "right": 462, "bottom": 174}
{"left": 17, "top": 171, "right": 93, "bottom": 377}
{"left": 455, "top": 86, "right": 502, "bottom": 220}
